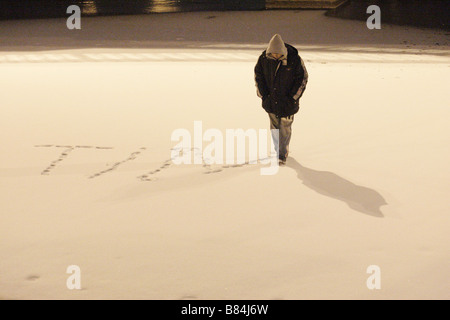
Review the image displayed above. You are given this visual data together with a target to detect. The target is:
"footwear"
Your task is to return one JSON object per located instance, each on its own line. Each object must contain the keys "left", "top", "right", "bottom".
{"left": 279, "top": 157, "right": 286, "bottom": 165}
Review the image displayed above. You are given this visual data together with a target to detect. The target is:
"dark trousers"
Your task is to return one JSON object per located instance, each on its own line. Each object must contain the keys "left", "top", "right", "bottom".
{"left": 268, "top": 113, "right": 294, "bottom": 161}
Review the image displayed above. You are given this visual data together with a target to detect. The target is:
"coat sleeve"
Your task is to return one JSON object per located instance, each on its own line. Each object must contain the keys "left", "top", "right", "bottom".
{"left": 290, "top": 55, "right": 308, "bottom": 100}
{"left": 254, "top": 55, "right": 269, "bottom": 98}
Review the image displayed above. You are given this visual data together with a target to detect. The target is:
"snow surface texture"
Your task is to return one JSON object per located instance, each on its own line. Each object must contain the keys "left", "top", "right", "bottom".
{"left": 0, "top": 10, "right": 449, "bottom": 299}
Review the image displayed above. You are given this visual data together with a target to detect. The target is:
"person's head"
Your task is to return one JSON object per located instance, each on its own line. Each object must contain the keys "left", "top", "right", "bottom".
{"left": 266, "top": 34, "right": 287, "bottom": 61}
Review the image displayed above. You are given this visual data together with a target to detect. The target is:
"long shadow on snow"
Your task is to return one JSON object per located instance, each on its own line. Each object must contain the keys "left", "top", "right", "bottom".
{"left": 287, "top": 157, "right": 387, "bottom": 218}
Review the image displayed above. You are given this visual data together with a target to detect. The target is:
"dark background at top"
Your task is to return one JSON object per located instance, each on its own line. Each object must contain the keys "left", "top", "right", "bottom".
{"left": 0, "top": 0, "right": 265, "bottom": 19}
{"left": 327, "top": 0, "right": 450, "bottom": 30}
{"left": 0, "top": 0, "right": 449, "bottom": 30}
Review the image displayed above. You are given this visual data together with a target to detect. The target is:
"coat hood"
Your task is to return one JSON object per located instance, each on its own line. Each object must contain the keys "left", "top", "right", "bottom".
{"left": 266, "top": 34, "right": 288, "bottom": 61}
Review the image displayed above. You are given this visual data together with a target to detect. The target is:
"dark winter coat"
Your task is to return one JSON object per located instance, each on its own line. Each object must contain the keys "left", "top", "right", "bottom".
{"left": 254, "top": 43, "right": 308, "bottom": 117}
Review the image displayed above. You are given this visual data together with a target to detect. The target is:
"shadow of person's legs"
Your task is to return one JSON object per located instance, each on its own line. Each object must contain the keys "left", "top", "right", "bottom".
{"left": 287, "top": 157, "right": 387, "bottom": 217}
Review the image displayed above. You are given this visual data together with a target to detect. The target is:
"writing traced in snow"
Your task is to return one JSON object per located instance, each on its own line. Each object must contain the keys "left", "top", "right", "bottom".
{"left": 35, "top": 145, "right": 266, "bottom": 181}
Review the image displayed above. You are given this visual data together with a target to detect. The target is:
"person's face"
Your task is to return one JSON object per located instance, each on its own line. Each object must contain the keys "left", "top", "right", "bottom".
{"left": 271, "top": 53, "right": 282, "bottom": 60}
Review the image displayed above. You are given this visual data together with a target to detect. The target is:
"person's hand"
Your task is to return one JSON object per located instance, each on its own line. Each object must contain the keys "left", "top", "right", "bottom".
{"left": 287, "top": 95, "right": 296, "bottom": 102}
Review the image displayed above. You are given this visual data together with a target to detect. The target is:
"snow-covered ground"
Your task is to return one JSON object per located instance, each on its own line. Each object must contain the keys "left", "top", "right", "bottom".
{"left": 0, "top": 10, "right": 449, "bottom": 300}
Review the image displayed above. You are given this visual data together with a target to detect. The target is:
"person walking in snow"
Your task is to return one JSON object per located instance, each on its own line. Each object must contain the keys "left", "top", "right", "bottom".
{"left": 254, "top": 34, "right": 308, "bottom": 164}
